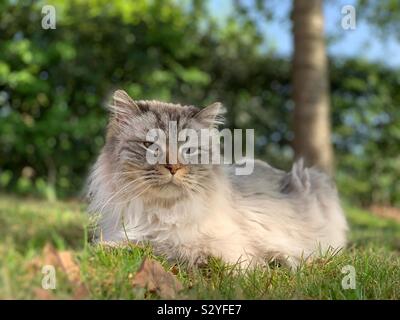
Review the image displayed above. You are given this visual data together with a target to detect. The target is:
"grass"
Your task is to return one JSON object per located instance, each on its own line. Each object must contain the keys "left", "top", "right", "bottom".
{"left": 0, "top": 194, "right": 399, "bottom": 299}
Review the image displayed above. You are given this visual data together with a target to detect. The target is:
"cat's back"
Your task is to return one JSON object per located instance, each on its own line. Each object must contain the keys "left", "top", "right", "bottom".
{"left": 225, "top": 159, "right": 286, "bottom": 197}
{"left": 224, "top": 158, "right": 348, "bottom": 250}
{"left": 225, "top": 158, "right": 338, "bottom": 201}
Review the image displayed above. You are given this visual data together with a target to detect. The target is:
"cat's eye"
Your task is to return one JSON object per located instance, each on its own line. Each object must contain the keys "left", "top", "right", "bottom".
{"left": 184, "top": 147, "right": 198, "bottom": 155}
{"left": 143, "top": 141, "right": 153, "bottom": 148}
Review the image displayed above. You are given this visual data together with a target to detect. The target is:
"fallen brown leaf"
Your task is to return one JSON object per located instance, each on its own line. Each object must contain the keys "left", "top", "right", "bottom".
{"left": 33, "top": 288, "right": 55, "bottom": 300}
{"left": 132, "top": 258, "right": 183, "bottom": 299}
{"left": 58, "top": 251, "right": 81, "bottom": 284}
{"left": 31, "top": 243, "right": 89, "bottom": 300}
{"left": 43, "top": 243, "right": 62, "bottom": 266}
{"left": 169, "top": 264, "right": 179, "bottom": 275}
{"left": 370, "top": 205, "right": 400, "bottom": 223}
{"left": 72, "top": 283, "right": 90, "bottom": 300}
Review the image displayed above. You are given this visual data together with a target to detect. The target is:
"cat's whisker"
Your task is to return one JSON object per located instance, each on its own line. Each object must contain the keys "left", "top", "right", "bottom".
{"left": 111, "top": 179, "right": 155, "bottom": 200}
{"left": 181, "top": 177, "right": 212, "bottom": 194}
{"left": 108, "top": 182, "right": 154, "bottom": 208}
{"left": 120, "top": 170, "right": 157, "bottom": 177}
{"left": 97, "top": 175, "right": 153, "bottom": 213}
{"left": 116, "top": 180, "right": 157, "bottom": 197}
{"left": 93, "top": 170, "right": 152, "bottom": 180}
{"left": 181, "top": 184, "right": 198, "bottom": 201}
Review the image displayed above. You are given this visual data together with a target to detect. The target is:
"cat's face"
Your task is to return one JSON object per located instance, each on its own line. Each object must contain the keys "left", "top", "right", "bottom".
{"left": 106, "top": 90, "right": 224, "bottom": 201}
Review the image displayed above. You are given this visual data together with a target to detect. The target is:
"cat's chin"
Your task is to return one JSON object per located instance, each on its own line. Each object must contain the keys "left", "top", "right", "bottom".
{"left": 152, "top": 180, "right": 186, "bottom": 198}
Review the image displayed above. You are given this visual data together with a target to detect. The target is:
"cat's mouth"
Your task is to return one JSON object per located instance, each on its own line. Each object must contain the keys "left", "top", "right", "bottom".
{"left": 166, "top": 176, "right": 183, "bottom": 187}
{"left": 154, "top": 175, "right": 182, "bottom": 189}
{"left": 150, "top": 164, "right": 189, "bottom": 193}
{"left": 151, "top": 178, "right": 187, "bottom": 200}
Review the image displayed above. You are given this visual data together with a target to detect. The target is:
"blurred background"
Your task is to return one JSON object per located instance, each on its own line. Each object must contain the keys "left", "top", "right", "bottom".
{"left": 0, "top": 0, "right": 399, "bottom": 211}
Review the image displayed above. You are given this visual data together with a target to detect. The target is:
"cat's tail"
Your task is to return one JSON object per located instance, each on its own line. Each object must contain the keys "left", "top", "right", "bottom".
{"left": 280, "top": 158, "right": 312, "bottom": 194}
{"left": 280, "top": 158, "right": 348, "bottom": 248}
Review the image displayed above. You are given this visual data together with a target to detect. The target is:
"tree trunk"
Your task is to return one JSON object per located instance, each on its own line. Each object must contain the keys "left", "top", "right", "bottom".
{"left": 292, "top": 0, "right": 334, "bottom": 175}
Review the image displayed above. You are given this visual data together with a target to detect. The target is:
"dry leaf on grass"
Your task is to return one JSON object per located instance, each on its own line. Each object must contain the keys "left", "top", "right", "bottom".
{"left": 72, "top": 283, "right": 90, "bottom": 300}
{"left": 57, "top": 251, "right": 81, "bottom": 284}
{"left": 132, "top": 258, "right": 183, "bottom": 299}
{"left": 169, "top": 264, "right": 179, "bottom": 275}
{"left": 43, "top": 243, "right": 62, "bottom": 266}
{"left": 33, "top": 288, "right": 55, "bottom": 300}
{"left": 370, "top": 205, "right": 400, "bottom": 223}
{"left": 32, "top": 243, "right": 89, "bottom": 300}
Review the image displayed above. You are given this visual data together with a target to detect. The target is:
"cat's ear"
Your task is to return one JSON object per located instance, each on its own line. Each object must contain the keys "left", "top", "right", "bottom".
{"left": 108, "top": 90, "right": 140, "bottom": 125}
{"left": 194, "top": 102, "right": 225, "bottom": 127}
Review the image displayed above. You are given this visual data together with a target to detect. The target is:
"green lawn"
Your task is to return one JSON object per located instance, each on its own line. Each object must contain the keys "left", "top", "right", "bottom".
{"left": 0, "top": 194, "right": 399, "bottom": 299}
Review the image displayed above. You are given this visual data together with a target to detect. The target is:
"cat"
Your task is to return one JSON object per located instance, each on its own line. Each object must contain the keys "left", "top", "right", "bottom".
{"left": 87, "top": 90, "right": 348, "bottom": 268}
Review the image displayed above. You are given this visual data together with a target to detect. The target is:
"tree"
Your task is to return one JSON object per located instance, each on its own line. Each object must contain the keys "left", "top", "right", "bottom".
{"left": 292, "top": 0, "right": 334, "bottom": 174}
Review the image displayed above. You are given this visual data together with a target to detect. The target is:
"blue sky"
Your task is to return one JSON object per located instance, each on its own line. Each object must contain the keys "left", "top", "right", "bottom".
{"left": 209, "top": 0, "right": 400, "bottom": 67}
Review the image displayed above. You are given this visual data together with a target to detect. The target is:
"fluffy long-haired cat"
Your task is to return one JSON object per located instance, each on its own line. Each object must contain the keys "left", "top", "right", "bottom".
{"left": 87, "top": 90, "right": 348, "bottom": 268}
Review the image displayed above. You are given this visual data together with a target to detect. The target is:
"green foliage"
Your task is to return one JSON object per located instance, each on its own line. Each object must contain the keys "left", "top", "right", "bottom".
{"left": 0, "top": 0, "right": 210, "bottom": 198}
{"left": 0, "top": 0, "right": 399, "bottom": 206}
{"left": 357, "top": 0, "right": 400, "bottom": 39}
{"left": 331, "top": 60, "right": 400, "bottom": 206}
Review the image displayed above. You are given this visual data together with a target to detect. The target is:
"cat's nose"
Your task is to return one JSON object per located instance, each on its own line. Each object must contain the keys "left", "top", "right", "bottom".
{"left": 164, "top": 164, "right": 182, "bottom": 175}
